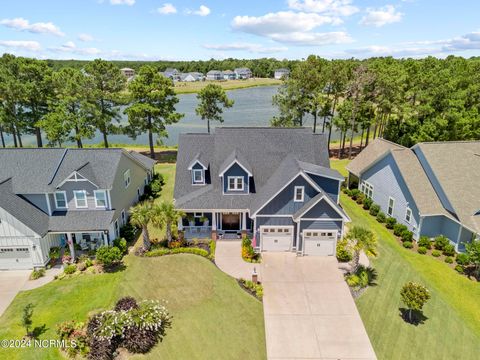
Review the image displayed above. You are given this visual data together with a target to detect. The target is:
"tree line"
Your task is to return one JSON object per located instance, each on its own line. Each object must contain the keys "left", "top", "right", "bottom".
{"left": 272, "top": 55, "right": 480, "bottom": 158}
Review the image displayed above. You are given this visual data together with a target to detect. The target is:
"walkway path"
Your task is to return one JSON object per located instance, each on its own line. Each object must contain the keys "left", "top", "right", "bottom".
{"left": 22, "top": 265, "right": 63, "bottom": 291}
{"left": 215, "top": 240, "right": 261, "bottom": 281}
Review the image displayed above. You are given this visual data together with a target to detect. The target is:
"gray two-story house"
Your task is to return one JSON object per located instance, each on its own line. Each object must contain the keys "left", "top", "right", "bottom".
{"left": 174, "top": 127, "right": 350, "bottom": 256}
{"left": 347, "top": 139, "right": 479, "bottom": 251}
{"left": 0, "top": 148, "right": 155, "bottom": 270}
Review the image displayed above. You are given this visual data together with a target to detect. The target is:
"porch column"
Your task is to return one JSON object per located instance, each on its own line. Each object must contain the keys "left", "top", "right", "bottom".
{"left": 103, "top": 232, "right": 109, "bottom": 246}
{"left": 67, "top": 233, "right": 75, "bottom": 262}
{"left": 241, "top": 212, "right": 247, "bottom": 238}
{"left": 177, "top": 217, "right": 184, "bottom": 241}
{"left": 211, "top": 212, "right": 217, "bottom": 241}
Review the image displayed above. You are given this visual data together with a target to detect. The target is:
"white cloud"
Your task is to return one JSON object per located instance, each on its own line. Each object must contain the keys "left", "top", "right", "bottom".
{"left": 269, "top": 31, "right": 352, "bottom": 46}
{"left": 78, "top": 33, "right": 94, "bottom": 42}
{"left": 110, "top": 0, "right": 135, "bottom": 5}
{"left": 157, "top": 3, "right": 177, "bottom": 15}
{"left": 186, "top": 5, "right": 211, "bottom": 16}
{"left": 360, "top": 5, "right": 403, "bottom": 27}
{"left": 287, "top": 0, "right": 358, "bottom": 16}
{"left": 49, "top": 41, "right": 101, "bottom": 55}
{"left": 0, "top": 17, "right": 64, "bottom": 36}
{"left": 0, "top": 40, "right": 41, "bottom": 51}
{"left": 203, "top": 42, "right": 288, "bottom": 54}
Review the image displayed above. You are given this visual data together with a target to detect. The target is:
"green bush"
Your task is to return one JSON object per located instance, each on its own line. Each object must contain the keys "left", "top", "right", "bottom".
{"left": 345, "top": 265, "right": 378, "bottom": 290}
{"left": 64, "top": 264, "right": 76, "bottom": 275}
{"left": 85, "top": 258, "right": 93, "bottom": 268}
{"left": 456, "top": 253, "right": 470, "bottom": 266}
{"left": 455, "top": 264, "right": 465, "bottom": 274}
{"left": 96, "top": 246, "right": 123, "bottom": 267}
{"left": 385, "top": 217, "right": 397, "bottom": 229}
{"left": 30, "top": 268, "right": 45, "bottom": 280}
{"left": 393, "top": 223, "right": 408, "bottom": 236}
{"left": 149, "top": 173, "right": 165, "bottom": 197}
{"left": 77, "top": 262, "right": 86, "bottom": 271}
{"left": 376, "top": 211, "right": 386, "bottom": 223}
{"left": 369, "top": 204, "right": 380, "bottom": 216}
{"left": 208, "top": 240, "right": 216, "bottom": 260}
{"left": 432, "top": 250, "right": 441, "bottom": 257}
{"left": 145, "top": 247, "right": 209, "bottom": 258}
{"left": 403, "top": 241, "right": 413, "bottom": 249}
{"left": 418, "top": 236, "right": 432, "bottom": 250}
{"left": 49, "top": 246, "right": 61, "bottom": 259}
{"left": 344, "top": 188, "right": 352, "bottom": 197}
{"left": 401, "top": 230, "right": 413, "bottom": 243}
{"left": 363, "top": 197, "right": 373, "bottom": 210}
{"left": 145, "top": 248, "right": 170, "bottom": 257}
{"left": 336, "top": 239, "right": 352, "bottom": 262}
{"left": 444, "top": 256, "right": 454, "bottom": 264}
{"left": 120, "top": 223, "right": 137, "bottom": 243}
{"left": 240, "top": 279, "right": 263, "bottom": 299}
{"left": 356, "top": 193, "right": 365, "bottom": 204}
{"left": 350, "top": 189, "right": 360, "bottom": 200}
{"left": 434, "top": 235, "right": 449, "bottom": 250}
{"left": 443, "top": 244, "right": 456, "bottom": 257}
{"left": 417, "top": 246, "right": 427, "bottom": 255}
{"left": 242, "top": 237, "right": 256, "bottom": 261}
{"left": 113, "top": 237, "right": 128, "bottom": 255}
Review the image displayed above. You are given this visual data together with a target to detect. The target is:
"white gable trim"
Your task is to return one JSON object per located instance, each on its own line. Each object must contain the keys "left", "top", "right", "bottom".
{"left": 304, "top": 170, "right": 344, "bottom": 182}
{"left": 56, "top": 171, "right": 99, "bottom": 189}
{"left": 293, "top": 194, "right": 350, "bottom": 222}
{"left": 188, "top": 160, "right": 207, "bottom": 170}
{"left": 218, "top": 159, "right": 252, "bottom": 177}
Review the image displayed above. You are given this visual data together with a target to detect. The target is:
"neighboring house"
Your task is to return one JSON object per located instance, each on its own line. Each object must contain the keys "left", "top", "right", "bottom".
{"left": 180, "top": 72, "right": 203, "bottom": 82}
{"left": 120, "top": 67, "right": 135, "bottom": 78}
{"left": 0, "top": 148, "right": 155, "bottom": 270}
{"left": 274, "top": 68, "right": 290, "bottom": 80}
{"left": 206, "top": 70, "right": 223, "bottom": 81}
{"left": 163, "top": 68, "right": 180, "bottom": 81}
{"left": 234, "top": 68, "right": 252, "bottom": 79}
{"left": 222, "top": 70, "right": 236, "bottom": 80}
{"left": 347, "top": 138, "right": 480, "bottom": 251}
{"left": 174, "top": 127, "right": 350, "bottom": 256}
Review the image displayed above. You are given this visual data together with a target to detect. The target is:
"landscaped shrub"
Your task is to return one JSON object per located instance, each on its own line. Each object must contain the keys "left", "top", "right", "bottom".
{"left": 344, "top": 188, "right": 352, "bottom": 196}
{"left": 88, "top": 338, "right": 115, "bottom": 360}
{"left": 363, "top": 197, "right": 373, "bottom": 210}
{"left": 376, "top": 211, "right": 386, "bottom": 223}
{"left": 369, "top": 204, "right": 380, "bottom": 216}
{"left": 239, "top": 279, "right": 263, "bottom": 300}
{"left": 345, "top": 265, "right": 378, "bottom": 291}
{"left": 64, "top": 264, "right": 76, "bottom": 275}
{"left": 455, "top": 264, "right": 465, "bottom": 274}
{"left": 444, "top": 256, "right": 454, "bottom": 264}
{"left": 443, "top": 244, "right": 456, "bottom": 257}
{"left": 336, "top": 239, "right": 352, "bottom": 262}
{"left": 122, "top": 327, "right": 158, "bottom": 354}
{"left": 56, "top": 320, "right": 89, "bottom": 358}
{"left": 167, "top": 239, "right": 185, "bottom": 249}
{"left": 393, "top": 224, "right": 408, "bottom": 236}
{"left": 356, "top": 193, "right": 365, "bottom": 204}
{"left": 85, "top": 258, "right": 93, "bottom": 268}
{"left": 385, "top": 217, "right": 397, "bottom": 229}
{"left": 418, "top": 236, "right": 432, "bottom": 250}
{"left": 149, "top": 173, "right": 165, "bottom": 197}
{"left": 417, "top": 246, "right": 427, "bottom": 255}
{"left": 401, "top": 230, "right": 413, "bottom": 243}
{"left": 170, "top": 247, "right": 209, "bottom": 256}
{"left": 30, "top": 268, "right": 45, "bottom": 280}
{"left": 432, "top": 250, "right": 441, "bottom": 257}
{"left": 120, "top": 222, "right": 137, "bottom": 243}
{"left": 434, "top": 235, "right": 449, "bottom": 250}
{"left": 49, "top": 246, "right": 61, "bottom": 260}
{"left": 113, "top": 237, "right": 127, "bottom": 255}
{"left": 208, "top": 240, "right": 216, "bottom": 260}
{"left": 114, "top": 297, "right": 138, "bottom": 312}
{"left": 403, "top": 241, "right": 413, "bottom": 249}
{"left": 242, "top": 237, "right": 256, "bottom": 262}
{"left": 456, "top": 253, "right": 470, "bottom": 266}
{"left": 96, "top": 246, "right": 123, "bottom": 267}
{"left": 350, "top": 189, "right": 360, "bottom": 200}
{"left": 145, "top": 248, "right": 170, "bottom": 257}
{"left": 77, "top": 262, "right": 87, "bottom": 272}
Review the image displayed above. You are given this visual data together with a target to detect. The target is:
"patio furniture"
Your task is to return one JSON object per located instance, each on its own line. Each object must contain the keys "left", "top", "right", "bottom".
{"left": 80, "top": 238, "right": 89, "bottom": 251}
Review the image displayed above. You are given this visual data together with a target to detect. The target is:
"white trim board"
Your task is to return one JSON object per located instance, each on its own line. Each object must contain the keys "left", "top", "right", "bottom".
{"left": 218, "top": 159, "right": 252, "bottom": 177}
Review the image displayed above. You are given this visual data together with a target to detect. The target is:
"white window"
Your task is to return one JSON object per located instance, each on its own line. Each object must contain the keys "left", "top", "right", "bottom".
{"left": 124, "top": 169, "right": 131, "bottom": 188}
{"left": 194, "top": 212, "right": 203, "bottom": 218}
{"left": 405, "top": 207, "right": 412, "bottom": 223}
{"left": 114, "top": 219, "right": 120, "bottom": 238}
{"left": 121, "top": 209, "right": 126, "bottom": 225}
{"left": 74, "top": 190, "right": 88, "bottom": 208}
{"left": 387, "top": 197, "right": 395, "bottom": 216}
{"left": 227, "top": 176, "right": 244, "bottom": 191}
{"left": 54, "top": 191, "right": 67, "bottom": 209}
{"left": 294, "top": 186, "right": 304, "bottom": 202}
{"left": 361, "top": 181, "right": 374, "bottom": 199}
{"left": 94, "top": 190, "right": 107, "bottom": 208}
{"left": 193, "top": 169, "right": 204, "bottom": 184}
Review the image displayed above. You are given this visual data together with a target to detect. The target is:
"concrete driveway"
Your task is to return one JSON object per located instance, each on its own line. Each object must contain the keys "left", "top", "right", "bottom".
{"left": 0, "top": 270, "right": 30, "bottom": 317}
{"left": 261, "top": 253, "right": 376, "bottom": 360}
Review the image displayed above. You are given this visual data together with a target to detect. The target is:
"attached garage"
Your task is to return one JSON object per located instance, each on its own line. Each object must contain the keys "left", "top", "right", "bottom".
{"left": 303, "top": 231, "right": 337, "bottom": 256}
{"left": 0, "top": 247, "right": 34, "bottom": 270}
{"left": 261, "top": 226, "right": 293, "bottom": 251}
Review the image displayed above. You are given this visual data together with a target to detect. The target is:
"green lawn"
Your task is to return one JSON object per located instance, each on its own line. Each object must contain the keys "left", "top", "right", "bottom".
{"left": 332, "top": 160, "right": 480, "bottom": 359}
{"left": 149, "top": 163, "right": 176, "bottom": 240}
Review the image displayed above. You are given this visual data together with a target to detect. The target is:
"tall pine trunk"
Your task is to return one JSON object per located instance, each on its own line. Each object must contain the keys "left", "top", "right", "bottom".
{"left": 142, "top": 225, "right": 151, "bottom": 251}
{"left": 338, "top": 130, "right": 343, "bottom": 158}
{"left": 102, "top": 131, "right": 109, "bottom": 148}
{"left": 207, "top": 119, "right": 210, "bottom": 133}
{"left": 13, "top": 128, "right": 18, "bottom": 147}
{"left": 348, "top": 99, "right": 358, "bottom": 160}
{"left": 17, "top": 128, "right": 23, "bottom": 148}
{"left": 359, "top": 127, "right": 365, "bottom": 150}
{"left": 35, "top": 127, "right": 43, "bottom": 147}
{"left": 147, "top": 115, "right": 155, "bottom": 159}
{"left": 313, "top": 111, "right": 317, "bottom": 133}
{"left": 365, "top": 124, "right": 371, "bottom": 147}
{"left": 0, "top": 128, "right": 5, "bottom": 148}
{"left": 328, "top": 97, "right": 338, "bottom": 152}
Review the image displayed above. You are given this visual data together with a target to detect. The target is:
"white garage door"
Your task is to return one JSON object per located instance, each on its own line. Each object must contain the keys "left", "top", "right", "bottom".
{"left": 303, "top": 231, "right": 336, "bottom": 256}
{"left": 0, "top": 247, "right": 33, "bottom": 270}
{"left": 261, "top": 227, "right": 293, "bottom": 252}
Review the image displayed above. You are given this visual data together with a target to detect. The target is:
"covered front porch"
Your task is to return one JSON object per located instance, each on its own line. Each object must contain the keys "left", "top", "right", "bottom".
{"left": 48, "top": 231, "right": 109, "bottom": 261}
{"left": 179, "top": 211, "right": 253, "bottom": 240}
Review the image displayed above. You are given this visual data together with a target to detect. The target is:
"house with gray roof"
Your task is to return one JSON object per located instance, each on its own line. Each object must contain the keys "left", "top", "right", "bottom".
{"left": 0, "top": 148, "right": 155, "bottom": 270}
{"left": 206, "top": 70, "right": 223, "bottom": 81}
{"left": 347, "top": 138, "right": 480, "bottom": 251}
{"left": 174, "top": 127, "right": 350, "bottom": 256}
{"left": 234, "top": 67, "right": 252, "bottom": 79}
{"left": 274, "top": 68, "right": 290, "bottom": 80}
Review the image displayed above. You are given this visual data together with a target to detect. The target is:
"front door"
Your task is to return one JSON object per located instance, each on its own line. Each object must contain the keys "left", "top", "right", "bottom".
{"left": 222, "top": 213, "right": 240, "bottom": 231}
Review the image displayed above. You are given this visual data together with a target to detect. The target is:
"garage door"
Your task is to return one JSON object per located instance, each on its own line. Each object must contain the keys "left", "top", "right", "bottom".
{"left": 0, "top": 247, "right": 33, "bottom": 270}
{"left": 261, "top": 227, "right": 293, "bottom": 251}
{"left": 303, "top": 231, "right": 336, "bottom": 256}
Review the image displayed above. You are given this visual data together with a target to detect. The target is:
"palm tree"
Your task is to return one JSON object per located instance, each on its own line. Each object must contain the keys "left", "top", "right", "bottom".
{"left": 152, "top": 201, "right": 185, "bottom": 243}
{"left": 345, "top": 226, "right": 378, "bottom": 272}
{"left": 129, "top": 201, "right": 153, "bottom": 251}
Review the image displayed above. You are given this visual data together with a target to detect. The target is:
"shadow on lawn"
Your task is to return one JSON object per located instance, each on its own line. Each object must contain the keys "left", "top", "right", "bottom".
{"left": 30, "top": 324, "right": 48, "bottom": 339}
{"left": 399, "top": 308, "right": 428, "bottom": 326}
{"left": 103, "top": 263, "right": 127, "bottom": 273}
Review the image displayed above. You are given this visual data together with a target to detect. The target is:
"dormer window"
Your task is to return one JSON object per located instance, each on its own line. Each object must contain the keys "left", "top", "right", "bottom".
{"left": 294, "top": 186, "right": 304, "bottom": 202}
{"left": 192, "top": 169, "right": 204, "bottom": 184}
{"left": 228, "top": 176, "right": 244, "bottom": 191}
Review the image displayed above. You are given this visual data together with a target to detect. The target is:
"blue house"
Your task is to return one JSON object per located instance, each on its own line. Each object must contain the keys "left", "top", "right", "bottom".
{"left": 174, "top": 127, "right": 350, "bottom": 256}
{"left": 347, "top": 139, "right": 480, "bottom": 251}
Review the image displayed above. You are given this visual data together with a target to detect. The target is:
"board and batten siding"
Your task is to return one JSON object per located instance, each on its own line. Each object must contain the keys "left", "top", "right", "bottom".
{"left": 308, "top": 174, "right": 340, "bottom": 203}
{"left": 222, "top": 163, "right": 249, "bottom": 194}
{"left": 361, "top": 154, "right": 420, "bottom": 238}
{"left": 58, "top": 181, "right": 104, "bottom": 210}
{"left": 302, "top": 199, "right": 343, "bottom": 219}
{"left": 255, "top": 216, "right": 297, "bottom": 248}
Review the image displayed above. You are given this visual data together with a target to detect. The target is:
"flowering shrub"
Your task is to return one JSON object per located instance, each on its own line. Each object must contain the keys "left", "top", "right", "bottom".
{"left": 114, "top": 296, "right": 139, "bottom": 312}
{"left": 56, "top": 320, "right": 88, "bottom": 358}
{"left": 62, "top": 255, "right": 72, "bottom": 264}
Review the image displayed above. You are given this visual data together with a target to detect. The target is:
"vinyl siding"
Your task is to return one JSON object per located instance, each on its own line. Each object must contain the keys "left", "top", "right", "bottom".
{"left": 302, "top": 199, "right": 343, "bottom": 219}
{"left": 222, "top": 163, "right": 249, "bottom": 194}
{"left": 308, "top": 174, "right": 340, "bottom": 203}
{"left": 420, "top": 215, "right": 474, "bottom": 252}
{"left": 57, "top": 181, "right": 103, "bottom": 210}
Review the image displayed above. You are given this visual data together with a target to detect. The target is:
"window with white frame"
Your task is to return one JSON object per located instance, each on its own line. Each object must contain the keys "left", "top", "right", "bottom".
{"left": 387, "top": 197, "right": 395, "bottom": 216}
{"left": 94, "top": 190, "right": 107, "bottom": 208}
{"left": 192, "top": 169, "right": 204, "bottom": 184}
{"left": 124, "top": 169, "right": 131, "bottom": 188}
{"left": 114, "top": 219, "right": 120, "bottom": 238}
{"left": 194, "top": 212, "right": 203, "bottom": 218}
{"left": 54, "top": 191, "right": 67, "bottom": 209}
{"left": 361, "top": 181, "right": 374, "bottom": 199}
{"left": 227, "top": 176, "right": 244, "bottom": 191}
{"left": 74, "top": 190, "right": 88, "bottom": 208}
{"left": 405, "top": 207, "right": 412, "bottom": 223}
{"left": 294, "top": 186, "right": 304, "bottom": 202}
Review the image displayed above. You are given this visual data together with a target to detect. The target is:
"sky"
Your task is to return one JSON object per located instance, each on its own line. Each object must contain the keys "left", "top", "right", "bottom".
{"left": 0, "top": 0, "right": 480, "bottom": 61}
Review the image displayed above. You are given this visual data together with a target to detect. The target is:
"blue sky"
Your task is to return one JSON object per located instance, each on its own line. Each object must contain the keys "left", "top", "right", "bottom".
{"left": 0, "top": 0, "right": 479, "bottom": 60}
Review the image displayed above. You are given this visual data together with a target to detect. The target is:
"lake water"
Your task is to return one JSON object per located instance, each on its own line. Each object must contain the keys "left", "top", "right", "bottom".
{"left": 2, "top": 86, "right": 339, "bottom": 147}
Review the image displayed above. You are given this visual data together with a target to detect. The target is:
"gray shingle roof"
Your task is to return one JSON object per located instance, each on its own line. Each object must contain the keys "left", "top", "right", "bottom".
{"left": 49, "top": 210, "right": 115, "bottom": 232}
{"left": 292, "top": 191, "right": 349, "bottom": 221}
